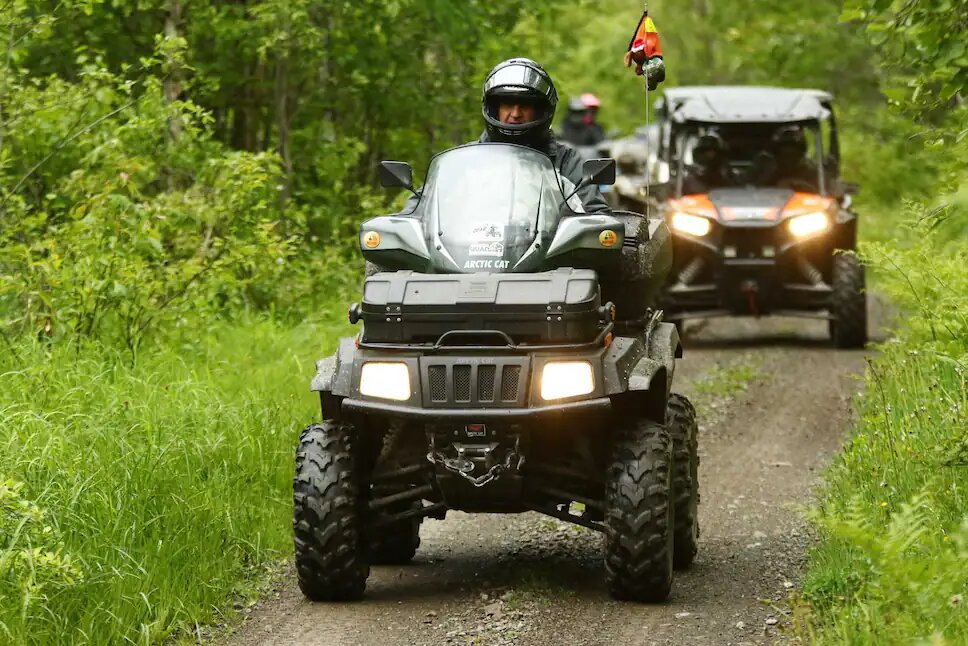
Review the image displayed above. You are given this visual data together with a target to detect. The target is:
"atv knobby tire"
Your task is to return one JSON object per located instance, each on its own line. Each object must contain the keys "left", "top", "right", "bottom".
{"left": 666, "top": 393, "right": 700, "bottom": 569}
{"left": 368, "top": 505, "right": 422, "bottom": 565}
{"left": 293, "top": 422, "right": 369, "bottom": 601}
{"left": 605, "top": 419, "right": 675, "bottom": 602}
{"left": 830, "top": 254, "right": 867, "bottom": 349}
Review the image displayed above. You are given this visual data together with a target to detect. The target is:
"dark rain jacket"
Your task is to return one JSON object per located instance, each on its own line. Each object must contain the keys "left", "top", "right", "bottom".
{"left": 560, "top": 115, "right": 607, "bottom": 148}
{"left": 681, "top": 163, "right": 736, "bottom": 195}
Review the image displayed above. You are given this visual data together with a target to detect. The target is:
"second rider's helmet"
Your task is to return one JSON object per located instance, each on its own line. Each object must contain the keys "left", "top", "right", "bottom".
{"left": 482, "top": 58, "right": 558, "bottom": 146}
{"left": 693, "top": 133, "right": 726, "bottom": 168}
{"left": 772, "top": 125, "right": 807, "bottom": 155}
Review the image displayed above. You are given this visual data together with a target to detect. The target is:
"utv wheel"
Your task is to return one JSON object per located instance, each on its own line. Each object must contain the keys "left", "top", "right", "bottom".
{"left": 667, "top": 394, "right": 700, "bottom": 570}
{"left": 830, "top": 254, "right": 867, "bottom": 349}
{"left": 368, "top": 505, "right": 422, "bottom": 565}
{"left": 293, "top": 422, "right": 369, "bottom": 600}
{"left": 604, "top": 419, "right": 675, "bottom": 602}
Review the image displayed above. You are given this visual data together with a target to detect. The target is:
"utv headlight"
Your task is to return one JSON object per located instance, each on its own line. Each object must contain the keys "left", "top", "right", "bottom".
{"left": 540, "top": 361, "right": 595, "bottom": 401}
{"left": 359, "top": 362, "right": 411, "bottom": 401}
{"left": 671, "top": 212, "right": 712, "bottom": 237}
{"left": 787, "top": 211, "right": 830, "bottom": 238}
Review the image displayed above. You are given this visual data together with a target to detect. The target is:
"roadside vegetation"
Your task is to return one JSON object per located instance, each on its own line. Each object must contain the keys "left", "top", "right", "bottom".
{"left": 794, "top": 2, "right": 968, "bottom": 643}
{"left": 1, "top": 0, "right": 965, "bottom": 644}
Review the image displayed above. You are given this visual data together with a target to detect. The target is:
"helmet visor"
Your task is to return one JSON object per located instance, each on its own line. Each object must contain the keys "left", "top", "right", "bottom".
{"left": 485, "top": 64, "right": 555, "bottom": 101}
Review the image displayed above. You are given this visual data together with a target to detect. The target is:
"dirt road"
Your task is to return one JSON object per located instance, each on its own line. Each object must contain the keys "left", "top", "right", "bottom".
{"left": 224, "top": 312, "right": 878, "bottom": 646}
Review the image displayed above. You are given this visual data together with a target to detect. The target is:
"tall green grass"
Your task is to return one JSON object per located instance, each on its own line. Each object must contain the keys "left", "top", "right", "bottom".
{"left": 0, "top": 314, "right": 351, "bottom": 644}
{"left": 798, "top": 224, "right": 968, "bottom": 643}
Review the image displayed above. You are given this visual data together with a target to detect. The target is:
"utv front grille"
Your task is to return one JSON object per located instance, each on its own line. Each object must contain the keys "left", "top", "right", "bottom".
{"left": 721, "top": 227, "right": 781, "bottom": 259}
{"left": 420, "top": 358, "right": 529, "bottom": 408}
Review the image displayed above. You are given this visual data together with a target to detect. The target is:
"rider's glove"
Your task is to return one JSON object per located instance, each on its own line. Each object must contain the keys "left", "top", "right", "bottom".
{"left": 643, "top": 57, "right": 665, "bottom": 91}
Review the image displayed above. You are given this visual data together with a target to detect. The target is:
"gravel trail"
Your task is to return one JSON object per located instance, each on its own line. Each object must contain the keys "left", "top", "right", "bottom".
{"left": 223, "top": 308, "right": 881, "bottom": 646}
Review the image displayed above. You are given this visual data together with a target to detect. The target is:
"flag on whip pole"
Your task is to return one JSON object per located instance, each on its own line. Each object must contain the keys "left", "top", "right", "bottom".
{"left": 624, "top": 4, "right": 665, "bottom": 90}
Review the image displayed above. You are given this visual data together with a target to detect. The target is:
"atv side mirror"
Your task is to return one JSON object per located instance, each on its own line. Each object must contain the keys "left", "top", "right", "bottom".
{"left": 379, "top": 161, "right": 415, "bottom": 193}
{"left": 582, "top": 158, "right": 617, "bottom": 186}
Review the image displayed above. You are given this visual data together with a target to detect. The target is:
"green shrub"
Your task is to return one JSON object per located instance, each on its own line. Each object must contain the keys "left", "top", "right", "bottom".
{"left": 800, "top": 212, "right": 968, "bottom": 644}
{"left": 0, "top": 479, "right": 83, "bottom": 641}
{"left": 0, "top": 314, "right": 352, "bottom": 644}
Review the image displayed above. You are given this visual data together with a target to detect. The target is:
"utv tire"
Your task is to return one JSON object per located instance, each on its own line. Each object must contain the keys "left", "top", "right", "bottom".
{"left": 368, "top": 507, "right": 422, "bottom": 565}
{"left": 830, "top": 254, "right": 867, "bottom": 349}
{"left": 293, "top": 422, "right": 369, "bottom": 601}
{"left": 604, "top": 420, "right": 675, "bottom": 602}
{"left": 666, "top": 394, "right": 700, "bottom": 570}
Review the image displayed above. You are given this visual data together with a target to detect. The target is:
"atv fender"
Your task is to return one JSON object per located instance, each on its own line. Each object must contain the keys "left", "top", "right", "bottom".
{"left": 310, "top": 337, "right": 358, "bottom": 396}
{"left": 647, "top": 321, "right": 682, "bottom": 392}
{"left": 604, "top": 321, "right": 681, "bottom": 422}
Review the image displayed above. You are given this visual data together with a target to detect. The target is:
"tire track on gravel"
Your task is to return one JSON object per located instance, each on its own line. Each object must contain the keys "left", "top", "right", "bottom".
{"left": 223, "top": 308, "right": 880, "bottom": 646}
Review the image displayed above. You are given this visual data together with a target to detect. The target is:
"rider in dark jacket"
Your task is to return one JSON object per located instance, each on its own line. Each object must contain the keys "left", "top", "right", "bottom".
{"left": 681, "top": 133, "right": 735, "bottom": 194}
{"left": 751, "top": 125, "right": 821, "bottom": 191}
{"left": 478, "top": 58, "right": 609, "bottom": 214}
{"left": 404, "top": 58, "right": 608, "bottom": 215}
{"left": 560, "top": 95, "right": 607, "bottom": 148}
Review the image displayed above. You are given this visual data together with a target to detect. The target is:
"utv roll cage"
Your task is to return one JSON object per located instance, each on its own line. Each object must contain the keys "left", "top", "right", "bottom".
{"left": 652, "top": 86, "right": 845, "bottom": 198}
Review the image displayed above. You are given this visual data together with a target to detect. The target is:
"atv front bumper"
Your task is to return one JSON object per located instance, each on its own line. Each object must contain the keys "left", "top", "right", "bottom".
{"left": 661, "top": 221, "right": 852, "bottom": 319}
{"left": 342, "top": 396, "right": 611, "bottom": 421}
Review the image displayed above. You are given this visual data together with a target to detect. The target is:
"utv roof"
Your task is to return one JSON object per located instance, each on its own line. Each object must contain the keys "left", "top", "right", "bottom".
{"left": 662, "top": 86, "right": 833, "bottom": 124}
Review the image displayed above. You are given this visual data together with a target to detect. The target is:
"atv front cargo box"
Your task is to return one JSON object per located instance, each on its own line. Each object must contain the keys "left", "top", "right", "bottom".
{"left": 360, "top": 268, "right": 605, "bottom": 345}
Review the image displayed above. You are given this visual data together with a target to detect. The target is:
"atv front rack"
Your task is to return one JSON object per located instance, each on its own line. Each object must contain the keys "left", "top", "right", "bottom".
{"left": 356, "top": 323, "right": 615, "bottom": 354}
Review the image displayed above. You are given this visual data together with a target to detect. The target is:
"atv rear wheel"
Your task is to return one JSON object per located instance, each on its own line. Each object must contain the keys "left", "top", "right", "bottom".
{"left": 604, "top": 419, "right": 675, "bottom": 602}
{"left": 667, "top": 393, "right": 700, "bottom": 570}
{"left": 293, "top": 422, "right": 369, "bottom": 600}
{"left": 830, "top": 254, "right": 867, "bottom": 349}
{"left": 368, "top": 505, "right": 422, "bottom": 565}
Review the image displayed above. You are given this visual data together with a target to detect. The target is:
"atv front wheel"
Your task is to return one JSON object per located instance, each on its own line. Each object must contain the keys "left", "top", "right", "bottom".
{"left": 667, "top": 394, "right": 700, "bottom": 569}
{"left": 604, "top": 419, "right": 674, "bottom": 602}
{"left": 830, "top": 254, "right": 867, "bottom": 349}
{"left": 293, "top": 422, "right": 369, "bottom": 600}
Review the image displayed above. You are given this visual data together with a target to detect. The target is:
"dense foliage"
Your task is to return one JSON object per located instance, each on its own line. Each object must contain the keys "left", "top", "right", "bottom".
{"left": 1, "top": 0, "right": 965, "bottom": 643}
{"left": 796, "top": 2, "right": 968, "bottom": 643}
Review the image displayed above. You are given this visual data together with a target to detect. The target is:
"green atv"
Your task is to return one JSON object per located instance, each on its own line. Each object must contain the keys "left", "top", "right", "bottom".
{"left": 293, "top": 142, "right": 700, "bottom": 602}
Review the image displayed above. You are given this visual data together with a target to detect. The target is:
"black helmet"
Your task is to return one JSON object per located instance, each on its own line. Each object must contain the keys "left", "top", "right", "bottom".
{"left": 772, "top": 125, "right": 807, "bottom": 154}
{"left": 482, "top": 58, "right": 558, "bottom": 145}
{"left": 693, "top": 133, "right": 726, "bottom": 166}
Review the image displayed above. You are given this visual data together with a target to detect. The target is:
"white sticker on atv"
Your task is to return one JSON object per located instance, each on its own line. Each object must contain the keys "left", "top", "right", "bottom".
{"left": 471, "top": 223, "right": 504, "bottom": 242}
{"left": 468, "top": 241, "right": 504, "bottom": 257}
{"left": 464, "top": 259, "right": 510, "bottom": 270}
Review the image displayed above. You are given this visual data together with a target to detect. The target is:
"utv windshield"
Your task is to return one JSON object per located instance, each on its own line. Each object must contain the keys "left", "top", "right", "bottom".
{"left": 672, "top": 121, "right": 826, "bottom": 195}
{"left": 412, "top": 144, "right": 570, "bottom": 272}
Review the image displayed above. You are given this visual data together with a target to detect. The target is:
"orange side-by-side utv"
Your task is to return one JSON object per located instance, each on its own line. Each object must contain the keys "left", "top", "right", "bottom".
{"left": 650, "top": 86, "right": 867, "bottom": 347}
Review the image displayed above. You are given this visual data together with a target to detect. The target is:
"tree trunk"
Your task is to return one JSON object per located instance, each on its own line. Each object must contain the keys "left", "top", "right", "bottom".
{"left": 163, "top": 0, "right": 184, "bottom": 142}
{"left": 275, "top": 52, "right": 293, "bottom": 200}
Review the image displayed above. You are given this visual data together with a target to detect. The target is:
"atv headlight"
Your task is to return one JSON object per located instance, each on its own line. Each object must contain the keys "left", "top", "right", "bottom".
{"left": 540, "top": 361, "right": 594, "bottom": 401}
{"left": 359, "top": 362, "right": 411, "bottom": 401}
{"left": 787, "top": 211, "right": 829, "bottom": 238}
{"left": 671, "top": 212, "right": 712, "bottom": 237}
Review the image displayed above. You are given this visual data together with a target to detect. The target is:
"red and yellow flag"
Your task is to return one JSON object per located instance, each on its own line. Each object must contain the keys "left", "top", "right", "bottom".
{"left": 624, "top": 8, "right": 663, "bottom": 74}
